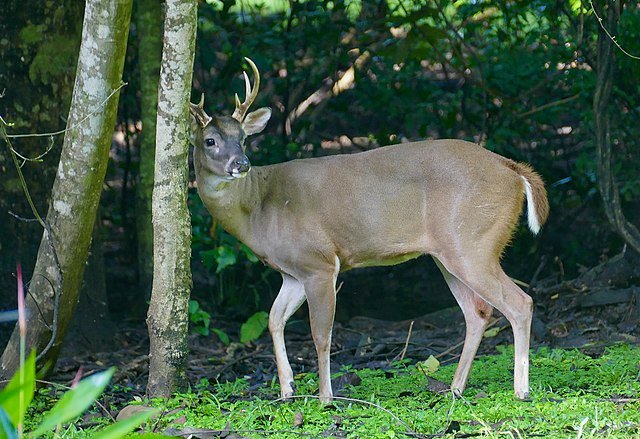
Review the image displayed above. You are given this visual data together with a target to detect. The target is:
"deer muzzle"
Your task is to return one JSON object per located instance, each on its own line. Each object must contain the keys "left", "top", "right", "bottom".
{"left": 227, "top": 155, "right": 251, "bottom": 178}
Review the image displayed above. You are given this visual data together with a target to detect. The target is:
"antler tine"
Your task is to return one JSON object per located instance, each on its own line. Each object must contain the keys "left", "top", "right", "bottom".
{"left": 231, "top": 57, "right": 261, "bottom": 122}
{"left": 190, "top": 93, "right": 212, "bottom": 127}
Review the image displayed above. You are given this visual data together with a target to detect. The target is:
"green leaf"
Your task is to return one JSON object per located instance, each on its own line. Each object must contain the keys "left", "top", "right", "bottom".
{"left": 188, "top": 300, "right": 200, "bottom": 315}
{"left": 212, "top": 328, "right": 230, "bottom": 345}
{"left": 240, "top": 311, "right": 269, "bottom": 344}
{"left": 31, "top": 367, "right": 115, "bottom": 436}
{"left": 483, "top": 327, "right": 501, "bottom": 338}
{"left": 0, "top": 350, "right": 36, "bottom": 428}
{"left": 214, "top": 246, "right": 237, "bottom": 273}
{"left": 419, "top": 355, "right": 440, "bottom": 374}
{"left": 240, "top": 244, "right": 259, "bottom": 263}
{"left": 91, "top": 409, "right": 156, "bottom": 439}
{"left": 193, "top": 326, "right": 210, "bottom": 336}
{"left": 0, "top": 408, "right": 18, "bottom": 439}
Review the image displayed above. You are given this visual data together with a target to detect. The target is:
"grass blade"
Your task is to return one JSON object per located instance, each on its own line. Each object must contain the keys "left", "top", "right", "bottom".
{"left": 91, "top": 410, "right": 157, "bottom": 439}
{"left": 31, "top": 367, "right": 115, "bottom": 436}
{"left": 0, "top": 351, "right": 35, "bottom": 428}
{"left": 0, "top": 408, "right": 18, "bottom": 439}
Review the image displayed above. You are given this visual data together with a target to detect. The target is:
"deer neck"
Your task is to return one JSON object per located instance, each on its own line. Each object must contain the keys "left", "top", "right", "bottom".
{"left": 194, "top": 154, "right": 264, "bottom": 246}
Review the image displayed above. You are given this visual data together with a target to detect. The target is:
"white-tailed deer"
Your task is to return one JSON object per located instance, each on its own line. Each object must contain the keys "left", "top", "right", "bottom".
{"left": 190, "top": 58, "right": 549, "bottom": 402}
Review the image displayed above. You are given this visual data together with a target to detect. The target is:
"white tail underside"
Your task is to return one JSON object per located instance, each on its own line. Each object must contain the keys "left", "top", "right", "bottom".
{"left": 522, "top": 176, "right": 540, "bottom": 235}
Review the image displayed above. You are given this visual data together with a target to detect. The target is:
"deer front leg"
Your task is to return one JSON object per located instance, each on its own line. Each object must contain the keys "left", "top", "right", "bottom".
{"left": 303, "top": 263, "right": 339, "bottom": 403}
{"left": 269, "top": 274, "right": 306, "bottom": 399}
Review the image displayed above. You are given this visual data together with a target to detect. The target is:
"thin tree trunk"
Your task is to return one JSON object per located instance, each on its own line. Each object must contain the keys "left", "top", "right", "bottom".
{"left": 146, "top": 0, "right": 196, "bottom": 398}
{"left": 593, "top": 0, "right": 640, "bottom": 254}
{"left": 135, "top": 0, "right": 163, "bottom": 308}
{"left": 0, "top": 0, "right": 132, "bottom": 379}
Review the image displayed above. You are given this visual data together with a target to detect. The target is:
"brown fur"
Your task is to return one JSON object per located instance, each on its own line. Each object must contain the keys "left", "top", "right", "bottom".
{"left": 503, "top": 159, "right": 550, "bottom": 228}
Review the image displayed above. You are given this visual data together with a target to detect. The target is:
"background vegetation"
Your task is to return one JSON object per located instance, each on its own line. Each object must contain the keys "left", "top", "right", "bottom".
{"left": 1, "top": 0, "right": 639, "bottom": 344}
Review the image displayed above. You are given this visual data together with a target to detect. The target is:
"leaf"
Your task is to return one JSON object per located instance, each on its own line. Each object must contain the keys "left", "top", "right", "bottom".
{"left": 199, "top": 249, "right": 218, "bottom": 269}
{"left": 92, "top": 409, "right": 157, "bottom": 439}
{"left": 188, "top": 300, "right": 200, "bottom": 315}
{"left": 212, "top": 328, "right": 231, "bottom": 345}
{"left": 0, "top": 350, "right": 36, "bottom": 428}
{"left": 214, "top": 246, "right": 237, "bottom": 273}
{"left": 420, "top": 355, "right": 440, "bottom": 374}
{"left": 240, "top": 244, "right": 259, "bottom": 263}
{"left": 31, "top": 367, "right": 115, "bottom": 436}
{"left": 0, "top": 408, "right": 18, "bottom": 439}
{"left": 240, "top": 311, "right": 269, "bottom": 344}
{"left": 483, "top": 327, "right": 501, "bottom": 338}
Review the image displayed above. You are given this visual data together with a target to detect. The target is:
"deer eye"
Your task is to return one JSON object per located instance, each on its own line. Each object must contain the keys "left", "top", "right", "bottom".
{"left": 205, "top": 138, "right": 216, "bottom": 147}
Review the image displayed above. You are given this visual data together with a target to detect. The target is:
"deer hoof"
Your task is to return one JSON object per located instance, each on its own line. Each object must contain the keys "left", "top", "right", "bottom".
{"left": 280, "top": 381, "right": 297, "bottom": 401}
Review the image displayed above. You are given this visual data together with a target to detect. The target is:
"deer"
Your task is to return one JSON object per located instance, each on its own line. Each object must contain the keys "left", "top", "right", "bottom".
{"left": 189, "top": 58, "right": 549, "bottom": 403}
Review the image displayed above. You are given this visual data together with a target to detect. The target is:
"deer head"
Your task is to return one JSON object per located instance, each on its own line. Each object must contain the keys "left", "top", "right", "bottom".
{"left": 189, "top": 57, "right": 272, "bottom": 179}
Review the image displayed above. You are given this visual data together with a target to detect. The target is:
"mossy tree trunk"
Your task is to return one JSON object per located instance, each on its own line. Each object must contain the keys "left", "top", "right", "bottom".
{"left": 135, "top": 0, "right": 163, "bottom": 307}
{"left": 0, "top": 0, "right": 132, "bottom": 379}
{"left": 593, "top": 0, "right": 640, "bottom": 254}
{"left": 146, "top": 0, "right": 196, "bottom": 397}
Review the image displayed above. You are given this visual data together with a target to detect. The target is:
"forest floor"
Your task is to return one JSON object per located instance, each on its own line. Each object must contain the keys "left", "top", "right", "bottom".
{"left": 24, "top": 252, "right": 640, "bottom": 438}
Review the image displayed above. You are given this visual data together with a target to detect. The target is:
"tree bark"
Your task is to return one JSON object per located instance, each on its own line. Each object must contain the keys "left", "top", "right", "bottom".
{"left": 594, "top": 0, "right": 640, "bottom": 254}
{"left": 135, "top": 0, "right": 163, "bottom": 308}
{"left": 0, "top": 0, "right": 132, "bottom": 380}
{"left": 146, "top": 0, "right": 196, "bottom": 398}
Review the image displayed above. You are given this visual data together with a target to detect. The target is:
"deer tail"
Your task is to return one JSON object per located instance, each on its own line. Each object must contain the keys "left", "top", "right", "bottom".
{"left": 504, "top": 160, "right": 549, "bottom": 235}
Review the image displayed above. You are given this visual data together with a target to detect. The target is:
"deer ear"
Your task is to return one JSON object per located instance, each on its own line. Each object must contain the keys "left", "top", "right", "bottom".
{"left": 189, "top": 114, "right": 200, "bottom": 146}
{"left": 242, "top": 107, "right": 272, "bottom": 136}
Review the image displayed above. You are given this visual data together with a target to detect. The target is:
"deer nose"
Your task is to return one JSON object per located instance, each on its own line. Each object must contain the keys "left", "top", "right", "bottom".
{"left": 234, "top": 157, "right": 251, "bottom": 173}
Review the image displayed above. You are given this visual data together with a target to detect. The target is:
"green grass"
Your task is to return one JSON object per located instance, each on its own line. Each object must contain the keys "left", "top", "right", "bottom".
{"left": 25, "top": 344, "right": 640, "bottom": 438}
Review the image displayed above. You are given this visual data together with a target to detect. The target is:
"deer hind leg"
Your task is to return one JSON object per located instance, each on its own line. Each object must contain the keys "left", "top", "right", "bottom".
{"left": 269, "top": 273, "right": 306, "bottom": 399}
{"left": 437, "top": 255, "right": 533, "bottom": 400}
{"left": 434, "top": 257, "right": 493, "bottom": 396}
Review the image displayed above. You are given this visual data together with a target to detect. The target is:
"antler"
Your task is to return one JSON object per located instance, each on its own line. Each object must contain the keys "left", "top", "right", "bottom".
{"left": 190, "top": 93, "right": 212, "bottom": 127}
{"left": 231, "top": 57, "right": 261, "bottom": 123}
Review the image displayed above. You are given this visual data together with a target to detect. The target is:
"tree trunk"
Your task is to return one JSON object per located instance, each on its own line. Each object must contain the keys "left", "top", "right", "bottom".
{"left": 146, "top": 0, "right": 196, "bottom": 398}
{"left": 594, "top": 0, "right": 640, "bottom": 254}
{"left": 135, "top": 0, "right": 163, "bottom": 310}
{"left": 0, "top": 0, "right": 132, "bottom": 380}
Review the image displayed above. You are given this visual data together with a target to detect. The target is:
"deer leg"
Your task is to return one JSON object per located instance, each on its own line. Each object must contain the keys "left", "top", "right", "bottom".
{"left": 302, "top": 260, "right": 339, "bottom": 403}
{"left": 438, "top": 257, "right": 533, "bottom": 400}
{"left": 434, "top": 258, "right": 493, "bottom": 396}
{"left": 269, "top": 273, "right": 306, "bottom": 399}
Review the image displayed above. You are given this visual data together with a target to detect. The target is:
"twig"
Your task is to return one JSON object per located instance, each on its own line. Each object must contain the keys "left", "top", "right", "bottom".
{"left": 527, "top": 256, "right": 548, "bottom": 294}
{"left": 213, "top": 347, "right": 265, "bottom": 378}
{"left": 2, "top": 82, "right": 127, "bottom": 139}
{"left": 395, "top": 320, "right": 415, "bottom": 363}
{"left": 589, "top": 0, "right": 640, "bottom": 60}
{"left": 2, "top": 115, "right": 64, "bottom": 364}
{"left": 517, "top": 94, "right": 581, "bottom": 118}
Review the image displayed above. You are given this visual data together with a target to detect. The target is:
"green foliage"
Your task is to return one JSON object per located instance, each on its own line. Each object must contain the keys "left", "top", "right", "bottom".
{"left": 188, "top": 299, "right": 212, "bottom": 336}
{"left": 121, "top": 345, "right": 640, "bottom": 438}
{"left": 0, "top": 360, "right": 153, "bottom": 438}
{"left": 0, "top": 351, "right": 36, "bottom": 430}
{"left": 240, "top": 311, "right": 269, "bottom": 344}
{"left": 188, "top": 0, "right": 640, "bottom": 286}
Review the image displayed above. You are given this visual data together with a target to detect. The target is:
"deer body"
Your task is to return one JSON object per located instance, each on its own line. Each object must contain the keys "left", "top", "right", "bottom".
{"left": 190, "top": 59, "right": 549, "bottom": 403}
{"left": 197, "top": 140, "right": 530, "bottom": 273}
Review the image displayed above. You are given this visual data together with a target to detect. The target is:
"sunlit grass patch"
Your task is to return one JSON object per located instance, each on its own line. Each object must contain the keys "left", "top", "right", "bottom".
{"left": 23, "top": 344, "right": 640, "bottom": 437}
{"left": 139, "top": 344, "right": 640, "bottom": 438}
